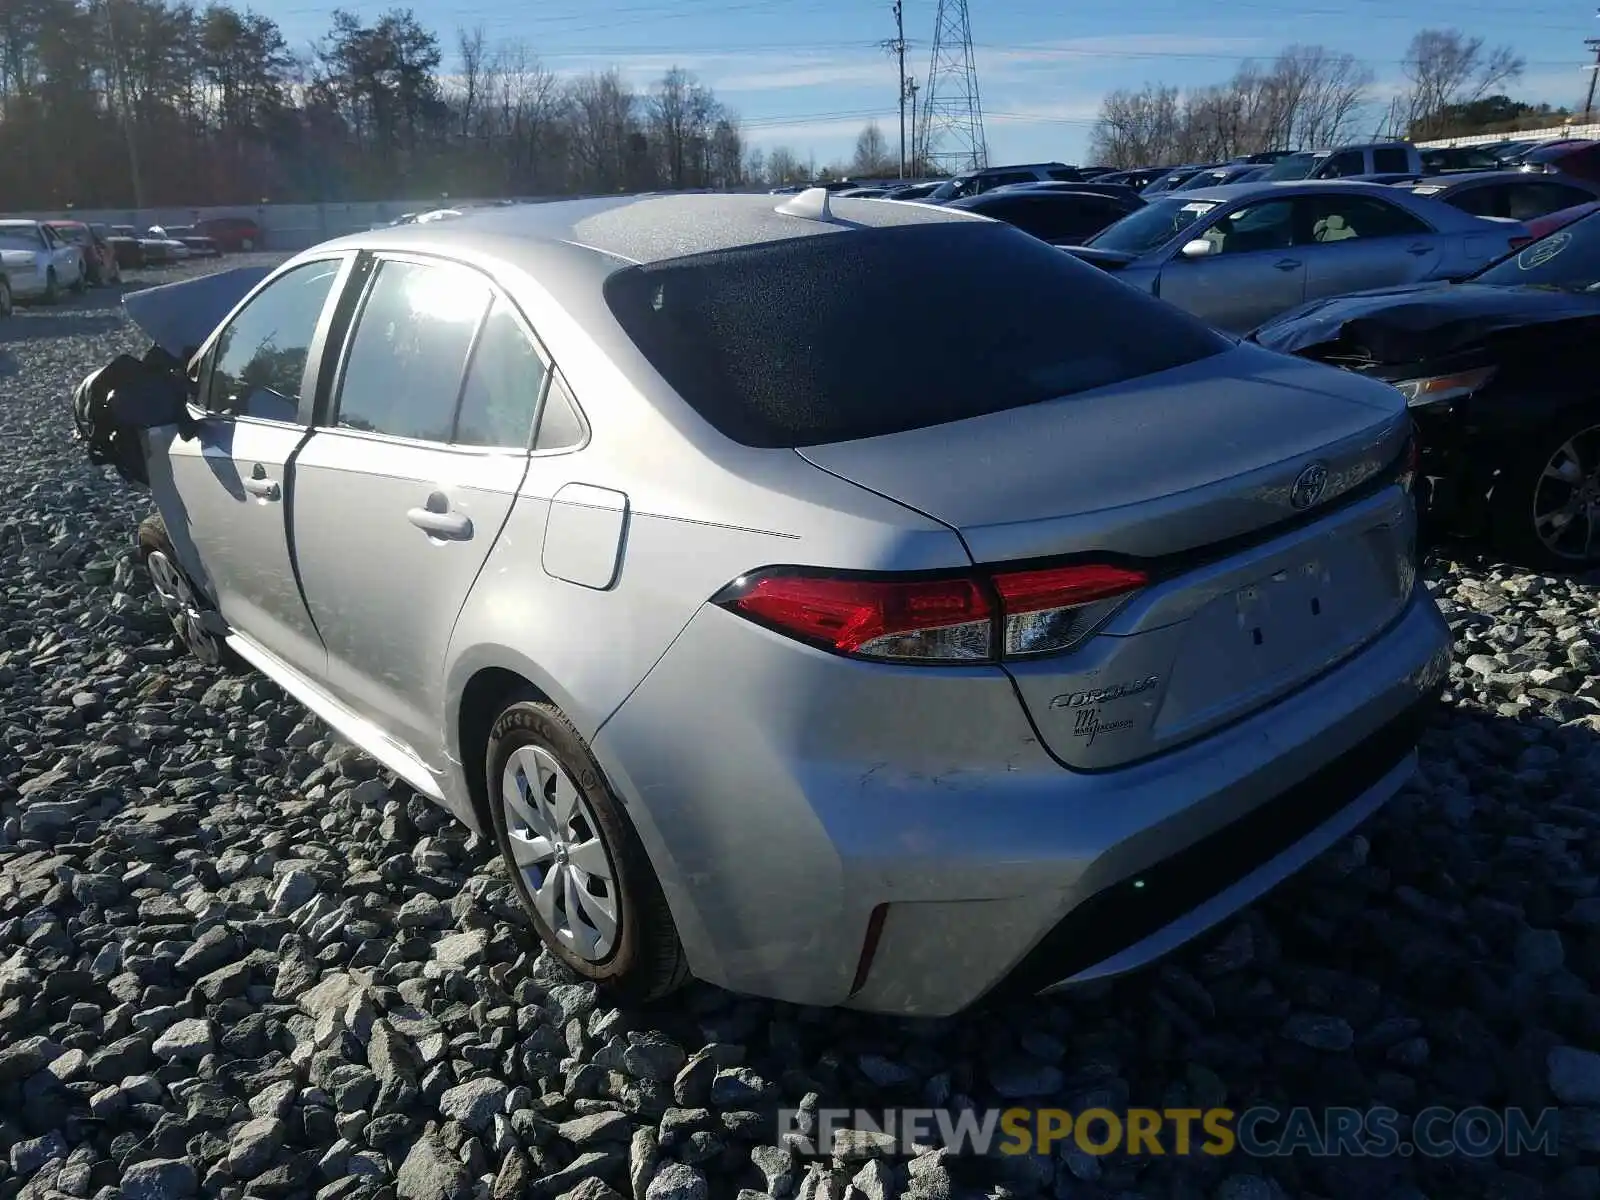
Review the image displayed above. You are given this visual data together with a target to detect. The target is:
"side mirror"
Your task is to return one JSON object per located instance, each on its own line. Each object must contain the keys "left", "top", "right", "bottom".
{"left": 1180, "top": 239, "right": 1215, "bottom": 259}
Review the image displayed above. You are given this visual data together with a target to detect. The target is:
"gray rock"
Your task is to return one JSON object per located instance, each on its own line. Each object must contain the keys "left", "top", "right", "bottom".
{"left": 1281, "top": 1013, "right": 1354, "bottom": 1053}
{"left": 629, "top": 1127, "right": 659, "bottom": 1200}
{"left": 988, "top": 1059, "right": 1063, "bottom": 1099}
{"left": 1550, "top": 1046, "right": 1600, "bottom": 1105}
{"left": 644, "top": 1163, "right": 708, "bottom": 1200}
{"left": 151, "top": 1017, "right": 214, "bottom": 1062}
{"left": 0, "top": 1034, "right": 62, "bottom": 1082}
{"left": 559, "top": 1110, "right": 633, "bottom": 1146}
{"left": 227, "top": 1116, "right": 286, "bottom": 1179}
{"left": 432, "top": 930, "right": 489, "bottom": 969}
{"left": 1515, "top": 928, "right": 1566, "bottom": 977}
{"left": 121, "top": 1158, "right": 200, "bottom": 1200}
{"left": 395, "top": 1129, "right": 473, "bottom": 1200}
{"left": 710, "top": 1067, "right": 773, "bottom": 1107}
{"left": 440, "top": 1077, "right": 509, "bottom": 1134}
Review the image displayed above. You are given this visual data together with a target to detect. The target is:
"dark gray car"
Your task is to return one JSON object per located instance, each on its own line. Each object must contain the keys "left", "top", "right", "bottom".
{"left": 1070, "top": 180, "right": 1529, "bottom": 333}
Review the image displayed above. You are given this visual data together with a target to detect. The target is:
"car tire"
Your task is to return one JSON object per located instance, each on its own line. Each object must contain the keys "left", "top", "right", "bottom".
{"left": 486, "top": 696, "right": 690, "bottom": 1003}
{"left": 137, "top": 514, "right": 246, "bottom": 671}
{"left": 70, "top": 265, "right": 86, "bottom": 294}
{"left": 240, "top": 237, "right": 255, "bottom": 251}
{"left": 43, "top": 268, "right": 59, "bottom": 304}
{"left": 0, "top": 276, "right": 11, "bottom": 318}
{"left": 1491, "top": 411, "right": 1600, "bottom": 570}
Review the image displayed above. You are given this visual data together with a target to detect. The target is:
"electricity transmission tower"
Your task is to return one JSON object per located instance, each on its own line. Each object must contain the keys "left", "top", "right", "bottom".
{"left": 917, "top": 0, "right": 987, "bottom": 175}
{"left": 1584, "top": 36, "right": 1600, "bottom": 122}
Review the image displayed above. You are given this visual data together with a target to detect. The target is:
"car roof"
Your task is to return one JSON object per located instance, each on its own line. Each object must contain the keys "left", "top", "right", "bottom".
{"left": 1410, "top": 169, "right": 1596, "bottom": 191}
{"left": 319, "top": 191, "right": 983, "bottom": 273}
{"left": 0, "top": 219, "right": 40, "bottom": 227}
{"left": 1146, "top": 179, "right": 1427, "bottom": 204}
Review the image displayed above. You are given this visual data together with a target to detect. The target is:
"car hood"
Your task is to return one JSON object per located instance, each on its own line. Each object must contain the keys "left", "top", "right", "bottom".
{"left": 1250, "top": 281, "right": 1600, "bottom": 361}
{"left": 122, "top": 264, "right": 273, "bottom": 359}
{"left": 1061, "top": 245, "right": 1140, "bottom": 270}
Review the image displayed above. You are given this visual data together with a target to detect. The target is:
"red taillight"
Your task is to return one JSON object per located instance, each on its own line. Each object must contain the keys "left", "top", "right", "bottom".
{"left": 721, "top": 573, "right": 994, "bottom": 660}
{"left": 992, "top": 563, "right": 1149, "bottom": 658}
{"left": 716, "top": 562, "right": 1148, "bottom": 663}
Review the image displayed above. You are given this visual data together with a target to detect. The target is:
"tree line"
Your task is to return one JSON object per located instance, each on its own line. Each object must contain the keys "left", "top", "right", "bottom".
{"left": 1088, "top": 28, "right": 1541, "bottom": 169}
{"left": 0, "top": 0, "right": 757, "bottom": 209}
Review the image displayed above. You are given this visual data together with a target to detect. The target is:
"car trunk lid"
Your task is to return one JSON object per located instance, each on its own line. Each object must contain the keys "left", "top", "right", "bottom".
{"left": 797, "top": 344, "right": 1417, "bottom": 768}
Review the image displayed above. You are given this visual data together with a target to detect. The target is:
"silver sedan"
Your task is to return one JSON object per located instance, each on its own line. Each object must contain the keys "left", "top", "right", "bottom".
{"left": 77, "top": 191, "right": 1450, "bottom": 1015}
{"left": 1070, "top": 180, "right": 1529, "bottom": 333}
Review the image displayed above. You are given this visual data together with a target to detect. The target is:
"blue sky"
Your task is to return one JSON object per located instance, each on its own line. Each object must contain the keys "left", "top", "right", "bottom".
{"left": 258, "top": 0, "right": 1600, "bottom": 167}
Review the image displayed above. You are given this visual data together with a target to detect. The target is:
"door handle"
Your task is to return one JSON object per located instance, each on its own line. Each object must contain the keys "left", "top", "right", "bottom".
{"left": 1274, "top": 258, "right": 1302, "bottom": 271}
{"left": 1406, "top": 244, "right": 1433, "bottom": 255}
{"left": 407, "top": 490, "right": 473, "bottom": 540}
{"left": 243, "top": 464, "right": 280, "bottom": 501}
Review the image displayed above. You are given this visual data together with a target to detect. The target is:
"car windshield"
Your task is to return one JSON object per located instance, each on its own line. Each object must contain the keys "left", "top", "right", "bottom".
{"left": 1266, "top": 152, "right": 1322, "bottom": 180}
{"left": 0, "top": 231, "right": 37, "bottom": 251}
{"left": 1086, "top": 196, "right": 1219, "bottom": 255}
{"left": 1474, "top": 211, "right": 1600, "bottom": 290}
{"left": 603, "top": 222, "right": 1228, "bottom": 448}
{"left": 928, "top": 175, "right": 976, "bottom": 202}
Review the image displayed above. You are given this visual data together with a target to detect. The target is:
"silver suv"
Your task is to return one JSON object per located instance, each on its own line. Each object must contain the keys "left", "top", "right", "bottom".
{"left": 76, "top": 192, "right": 1452, "bottom": 1015}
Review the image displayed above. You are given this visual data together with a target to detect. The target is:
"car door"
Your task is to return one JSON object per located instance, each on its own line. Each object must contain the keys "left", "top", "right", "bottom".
{"left": 143, "top": 254, "right": 352, "bottom": 679}
{"left": 1294, "top": 193, "right": 1441, "bottom": 302}
{"left": 288, "top": 253, "right": 541, "bottom": 766}
{"left": 41, "top": 224, "right": 79, "bottom": 284}
{"left": 1154, "top": 197, "right": 1303, "bottom": 333}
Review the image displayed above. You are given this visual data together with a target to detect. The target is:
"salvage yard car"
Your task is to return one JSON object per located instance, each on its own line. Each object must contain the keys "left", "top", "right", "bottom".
{"left": 0, "top": 218, "right": 87, "bottom": 302}
{"left": 71, "top": 190, "right": 1451, "bottom": 1015}
{"left": 1069, "top": 180, "right": 1528, "bottom": 333}
{"left": 1252, "top": 205, "right": 1600, "bottom": 571}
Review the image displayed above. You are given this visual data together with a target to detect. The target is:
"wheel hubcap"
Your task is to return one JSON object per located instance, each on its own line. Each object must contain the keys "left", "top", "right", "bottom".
{"left": 145, "top": 549, "right": 222, "bottom": 666}
{"left": 1532, "top": 425, "right": 1600, "bottom": 562}
{"left": 501, "top": 744, "right": 619, "bottom": 961}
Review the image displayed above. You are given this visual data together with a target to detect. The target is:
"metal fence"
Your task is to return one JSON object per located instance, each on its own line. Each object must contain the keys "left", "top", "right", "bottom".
{"left": 1, "top": 198, "right": 509, "bottom": 251}
{"left": 1417, "top": 122, "right": 1600, "bottom": 148}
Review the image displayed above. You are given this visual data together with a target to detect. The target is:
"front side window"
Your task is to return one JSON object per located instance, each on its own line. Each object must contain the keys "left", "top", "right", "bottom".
{"left": 1319, "top": 150, "right": 1366, "bottom": 178}
{"left": 205, "top": 259, "right": 342, "bottom": 422}
{"left": 1202, "top": 200, "right": 1295, "bottom": 254}
{"left": 334, "top": 259, "right": 491, "bottom": 442}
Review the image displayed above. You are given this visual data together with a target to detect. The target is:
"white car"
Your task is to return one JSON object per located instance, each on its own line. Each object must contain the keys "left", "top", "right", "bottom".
{"left": 146, "top": 227, "right": 192, "bottom": 260}
{"left": 0, "top": 219, "right": 86, "bottom": 305}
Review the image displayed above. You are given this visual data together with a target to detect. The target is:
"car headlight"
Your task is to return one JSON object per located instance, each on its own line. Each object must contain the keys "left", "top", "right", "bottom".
{"left": 1391, "top": 366, "right": 1496, "bottom": 409}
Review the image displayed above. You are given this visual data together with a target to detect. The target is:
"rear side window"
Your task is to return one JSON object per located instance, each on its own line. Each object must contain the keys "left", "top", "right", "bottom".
{"left": 1448, "top": 185, "right": 1504, "bottom": 218}
{"left": 1320, "top": 150, "right": 1366, "bottom": 178}
{"left": 455, "top": 298, "right": 546, "bottom": 448}
{"left": 1371, "top": 147, "right": 1411, "bottom": 173}
{"left": 335, "top": 259, "right": 491, "bottom": 442}
{"left": 603, "top": 222, "right": 1229, "bottom": 448}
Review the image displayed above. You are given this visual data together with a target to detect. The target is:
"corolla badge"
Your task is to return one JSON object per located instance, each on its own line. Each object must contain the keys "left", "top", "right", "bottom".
{"left": 1290, "top": 461, "right": 1329, "bottom": 510}
{"left": 1517, "top": 230, "right": 1571, "bottom": 271}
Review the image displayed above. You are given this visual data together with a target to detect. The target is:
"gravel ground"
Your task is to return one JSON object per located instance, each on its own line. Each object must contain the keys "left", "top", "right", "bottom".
{"left": 3, "top": 255, "right": 1600, "bottom": 1200}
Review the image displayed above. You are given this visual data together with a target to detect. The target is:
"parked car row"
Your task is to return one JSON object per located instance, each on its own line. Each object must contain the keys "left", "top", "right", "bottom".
{"left": 73, "top": 190, "right": 1450, "bottom": 1017}
{"left": 0, "top": 218, "right": 90, "bottom": 315}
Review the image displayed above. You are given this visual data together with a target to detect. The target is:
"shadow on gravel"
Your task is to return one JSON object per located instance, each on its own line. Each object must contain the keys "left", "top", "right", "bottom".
{"left": 0, "top": 311, "right": 126, "bottom": 342}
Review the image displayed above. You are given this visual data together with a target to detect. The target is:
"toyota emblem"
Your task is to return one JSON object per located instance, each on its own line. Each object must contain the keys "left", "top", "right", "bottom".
{"left": 1290, "top": 462, "right": 1329, "bottom": 510}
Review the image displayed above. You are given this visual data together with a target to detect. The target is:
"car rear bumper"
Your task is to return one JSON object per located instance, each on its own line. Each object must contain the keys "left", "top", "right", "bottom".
{"left": 591, "top": 583, "right": 1451, "bottom": 1016}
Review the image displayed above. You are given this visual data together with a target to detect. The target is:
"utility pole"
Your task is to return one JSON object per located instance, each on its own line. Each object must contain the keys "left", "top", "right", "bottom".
{"left": 906, "top": 79, "right": 920, "bottom": 176}
{"left": 886, "top": 1, "right": 908, "bottom": 178}
{"left": 1585, "top": 36, "right": 1600, "bottom": 123}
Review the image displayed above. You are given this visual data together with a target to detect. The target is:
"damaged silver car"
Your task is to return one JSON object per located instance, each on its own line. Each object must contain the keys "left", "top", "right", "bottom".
{"left": 72, "top": 192, "right": 1450, "bottom": 1015}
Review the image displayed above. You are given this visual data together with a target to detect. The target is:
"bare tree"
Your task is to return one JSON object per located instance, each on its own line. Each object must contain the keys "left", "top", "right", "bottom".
{"left": 1089, "top": 43, "right": 1371, "bottom": 167}
{"left": 851, "top": 120, "right": 893, "bottom": 176}
{"left": 765, "top": 144, "right": 801, "bottom": 184}
{"left": 1397, "top": 28, "right": 1524, "bottom": 139}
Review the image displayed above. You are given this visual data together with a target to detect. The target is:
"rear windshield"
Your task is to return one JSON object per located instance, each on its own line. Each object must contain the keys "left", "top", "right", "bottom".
{"left": 602, "top": 222, "right": 1229, "bottom": 448}
{"left": 1266, "top": 152, "right": 1322, "bottom": 180}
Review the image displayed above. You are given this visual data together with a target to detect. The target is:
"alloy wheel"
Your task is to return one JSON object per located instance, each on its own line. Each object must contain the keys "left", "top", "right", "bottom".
{"left": 1532, "top": 423, "right": 1600, "bottom": 563}
{"left": 500, "top": 744, "right": 620, "bottom": 962}
{"left": 145, "top": 549, "right": 224, "bottom": 666}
